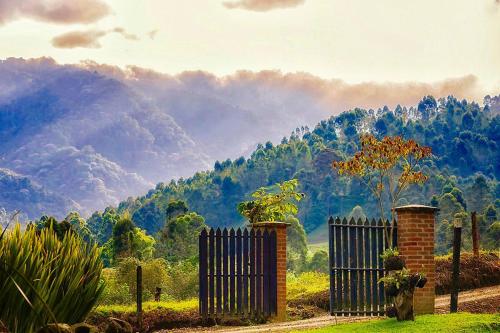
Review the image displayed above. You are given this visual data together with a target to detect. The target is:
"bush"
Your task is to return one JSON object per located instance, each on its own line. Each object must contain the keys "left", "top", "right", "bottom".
{"left": 0, "top": 224, "right": 104, "bottom": 333}
{"left": 436, "top": 252, "right": 500, "bottom": 294}
{"left": 166, "top": 260, "right": 199, "bottom": 300}
{"left": 99, "top": 268, "right": 132, "bottom": 305}
{"left": 116, "top": 257, "right": 169, "bottom": 300}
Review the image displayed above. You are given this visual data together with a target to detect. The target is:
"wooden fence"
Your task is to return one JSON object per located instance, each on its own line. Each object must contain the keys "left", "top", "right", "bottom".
{"left": 199, "top": 228, "right": 277, "bottom": 319}
{"left": 328, "top": 217, "right": 397, "bottom": 316}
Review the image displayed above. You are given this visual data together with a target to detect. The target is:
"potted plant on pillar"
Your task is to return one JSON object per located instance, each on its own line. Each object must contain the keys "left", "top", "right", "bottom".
{"left": 237, "top": 179, "right": 304, "bottom": 224}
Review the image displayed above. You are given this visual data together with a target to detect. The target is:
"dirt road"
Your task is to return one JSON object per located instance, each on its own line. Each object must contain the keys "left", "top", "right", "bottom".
{"left": 166, "top": 285, "right": 500, "bottom": 333}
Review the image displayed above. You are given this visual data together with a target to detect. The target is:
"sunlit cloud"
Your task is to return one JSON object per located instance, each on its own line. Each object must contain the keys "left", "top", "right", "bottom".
{"left": 51, "top": 28, "right": 139, "bottom": 49}
{"left": 222, "top": 0, "right": 305, "bottom": 12}
{"left": 148, "top": 29, "right": 159, "bottom": 40}
{"left": 0, "top": 0, "right": 111, "bottom": 25}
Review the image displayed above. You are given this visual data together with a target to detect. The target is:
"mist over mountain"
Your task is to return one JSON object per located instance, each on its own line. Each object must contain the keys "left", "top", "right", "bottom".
{"left": 0, "top": 57, "right": 493, "bottom": 219}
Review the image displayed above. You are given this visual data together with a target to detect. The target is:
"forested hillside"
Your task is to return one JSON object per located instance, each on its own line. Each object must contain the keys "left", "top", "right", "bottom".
{"left": 88, "top": 95, "right": 499, "bottom": 253}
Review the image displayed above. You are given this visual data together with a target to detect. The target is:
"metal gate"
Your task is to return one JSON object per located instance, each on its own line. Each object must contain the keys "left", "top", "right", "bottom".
{"left": 328, "top": 217, "right": 397, "bottom": 316}
{"left": 199, "top": 228, "right": 277, "bottom": 319}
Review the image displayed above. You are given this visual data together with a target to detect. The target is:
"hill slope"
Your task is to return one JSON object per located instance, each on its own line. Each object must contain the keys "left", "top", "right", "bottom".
{"left": 110, "top": 95, "right": 499, "bottom": 245}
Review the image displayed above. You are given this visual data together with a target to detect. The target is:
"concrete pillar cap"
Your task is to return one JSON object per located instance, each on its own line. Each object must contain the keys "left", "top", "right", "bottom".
{"left": 394, "top": 204, "right": 439, "bottom": 213}
{"left": 248, "top": 221, "right": 290, "bottom": 228}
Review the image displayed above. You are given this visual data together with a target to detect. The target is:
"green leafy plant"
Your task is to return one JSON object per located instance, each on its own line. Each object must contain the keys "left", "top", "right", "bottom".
{"left": 380, "top": 247, "right": 399, "bottom": 261}
{"left": 237, "top": 179, "right": 304, "bottom": 224}
{"left": 0, "top": 224, "right": 104, "bottom": 333}
{"left": 378, "top": 268, "right": 411, "bottom": 289}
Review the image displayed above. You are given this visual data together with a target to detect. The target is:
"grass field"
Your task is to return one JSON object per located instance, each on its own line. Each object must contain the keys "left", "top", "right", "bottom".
{"left": 94, "top": 298, "right": 197, "bottom": 316}
{"left": 295, "top": 313, "right": 500, "bottom": 333}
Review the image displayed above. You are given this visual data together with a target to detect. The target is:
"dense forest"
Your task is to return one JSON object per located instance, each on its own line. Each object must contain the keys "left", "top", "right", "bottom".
{"left": 83, "top": 95, "right": 499, "bottom": 254}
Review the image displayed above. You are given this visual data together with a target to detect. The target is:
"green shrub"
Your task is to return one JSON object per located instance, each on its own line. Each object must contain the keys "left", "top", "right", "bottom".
{"left": 116, "top": 257, "right": 169, "bottom": 299}
{"left": 99, "top": 268, "right": 132, "bottom": 305}
{"left": 166, "top": 259, "right": 199, "bottom": 300}
{"left": 0, "top": 224, "right": 104, "bottom": 333}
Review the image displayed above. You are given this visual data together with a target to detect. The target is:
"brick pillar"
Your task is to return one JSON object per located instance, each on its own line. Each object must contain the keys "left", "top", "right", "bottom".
{"left": 394, "top": 205, "right": 438, "bottom": 315}
{"left": 252, "top": 222, "right": 289, "bottom": 321}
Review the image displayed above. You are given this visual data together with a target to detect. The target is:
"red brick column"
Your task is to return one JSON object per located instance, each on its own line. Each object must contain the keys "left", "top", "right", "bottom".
{"left": 394, "top": 205, "right": 438, "bottom": 315}
{"left": 252, "top": 222, "right": 289, "bottom": 321}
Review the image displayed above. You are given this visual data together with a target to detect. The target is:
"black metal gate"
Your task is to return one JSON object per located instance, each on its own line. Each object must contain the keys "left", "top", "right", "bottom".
{"left": 199, "top": 227, "right": 277, "bottom": 319}
{"left": 328, "top": 217, "right": 397, "bottom": 316}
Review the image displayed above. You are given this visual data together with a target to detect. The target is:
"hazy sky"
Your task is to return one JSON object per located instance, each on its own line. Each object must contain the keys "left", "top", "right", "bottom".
{"left": 0, "top": 0, "right": 499, "bottom": 94}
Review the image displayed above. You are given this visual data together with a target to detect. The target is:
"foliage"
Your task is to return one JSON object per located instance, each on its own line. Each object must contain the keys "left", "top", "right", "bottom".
{"left": 165, "top": 259, "right": 199, "bottom": 300}
{"left": 378, "top": 268, "right": 411, "bottom": 289}
{"left": 380, "top": 247, "right": 400, "bottom": 261}
{"left": 87, "top": 207, "right": 120, "bottom": 245}
{"left": 116, "top": 257, "right": 169, "bottom": 299}
{"left": 155, "top": 203, "right": 207, "bottom": 262}
{"left": 112, "top": 213, "right": 155, "bottom": 261}
{"left": 296, "top": 313, "right": 500, "bottom": 333}
{"left": 104, "top": 96, "right": 499, "bottom": 254}
{"left": 333, "top": 134, "right": 432, "bottom": 246}
{"left": 99, "top": 268, "right": 132, "bottom": 305}
{"left": 0, "top": 224, "right": 104, "bottom": 333}
{"left": 286, "top": 216, "right": 308, "bottom": 272}
{"left": 306, "top": 250, "right": 329, "bottom": 274}
{"left": 237, "top": 179, "right": 304, "bottom": 223}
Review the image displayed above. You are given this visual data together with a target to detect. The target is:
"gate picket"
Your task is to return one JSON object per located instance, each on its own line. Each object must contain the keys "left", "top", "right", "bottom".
{"left": 364, "top": 218, "right": 371, "bottom": 315}
{"left": 348, "top": 218, "right": 357, "bottom": 315}
{"left": 236, "top": 229, "right": 242, "bottom": 315}
{"left": 216, "top": 228, "right": 222, "bottom": 315}
{"left": 370, "top": 219, "right": 379, "bottom": 314}
{"left": 223, "top": 228, "right": 229, "bottom": 314}
{"left": 209, "top": 229, "right": 215, "bottom": 316}
{"left": 249, "top": 229, "right": 255, "bottom": 316}
{"left": 341, "top": 218, "right": 349, "bottom": 316}
{"left": 256, "top": 230, "right": 262, "bottom": 316}
{"left": 334, "top": 218, "right": 342, "bottom": 313}
{"left": 229, "top": 228, "right": 236, "bottom": 314}
{"left": 243, "top": 229, "right": 249, "bottom": 315}
{"left": 377, "top": 220, "right": 385, "bottom": 309}
{"left": 357, "top": 219, "right": 364, "bottom": 316}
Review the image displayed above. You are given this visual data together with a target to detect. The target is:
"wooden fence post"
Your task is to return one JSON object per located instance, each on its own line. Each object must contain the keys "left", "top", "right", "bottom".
{"left": 137, "top": 265, "right": 143, "bottom": 329}
{"left": 450, "top": 219, "right": 462, "bottom": 313}
{"left": 471, "top": 212, "right": 479, "bottom": 258}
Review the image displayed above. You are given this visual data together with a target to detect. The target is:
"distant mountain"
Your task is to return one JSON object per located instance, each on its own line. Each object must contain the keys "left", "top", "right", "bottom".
{"left": 0, "top": 168, "right": 76, "bottom": 218}
{"left": 0, "top": 57, "right": 494, "bottom": 219}
{"left": 0, "top": 58, "right": 208, "bottom": 218}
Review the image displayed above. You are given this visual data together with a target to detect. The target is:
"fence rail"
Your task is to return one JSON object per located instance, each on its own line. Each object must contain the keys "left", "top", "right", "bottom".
{"left": 328, "top": 217, "right": 397, "bottom": 317}
{"left": 199, "top": 227, "right": 277, "bottom": 319}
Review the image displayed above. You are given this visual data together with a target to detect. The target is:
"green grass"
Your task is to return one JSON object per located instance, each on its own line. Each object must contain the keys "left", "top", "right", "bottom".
{"left": 287, "top": 272, "right": 329, "bottom": 300}
{"left": 94, "top": 298, "right": 197, "bottom": 316}
{"left": 295, "top": 313, "right": 500, "bottom": 333}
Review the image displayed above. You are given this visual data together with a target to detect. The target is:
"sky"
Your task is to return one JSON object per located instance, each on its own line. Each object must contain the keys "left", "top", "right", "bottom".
{"left": 0, "top": 0, "right": 499, "bottom": 97}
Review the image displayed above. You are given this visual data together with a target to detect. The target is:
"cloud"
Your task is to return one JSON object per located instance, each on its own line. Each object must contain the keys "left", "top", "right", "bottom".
{"left": 51, "top": 27, "right": 139, "bottom": 49}
{"left": 223, "top": 0, "right": 305, "bottom": 12}
{"left": 148, "top": 29, "right": 159, "bottom": 40}
{"left": 0, "top": 0, "right": 110, "bottom": 25}
{"left": 111, "top": 27, "right": 139, "bottom": 41}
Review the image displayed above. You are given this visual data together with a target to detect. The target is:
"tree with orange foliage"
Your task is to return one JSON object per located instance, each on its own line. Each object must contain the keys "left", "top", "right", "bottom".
{"left": 332, "top": 134, "right": 432, "bottom": 246}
